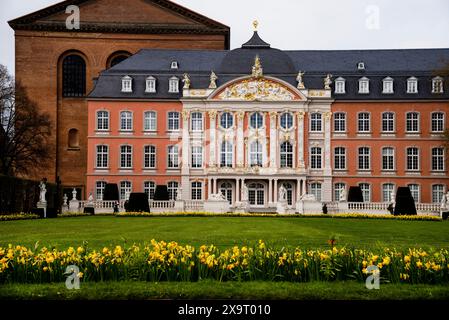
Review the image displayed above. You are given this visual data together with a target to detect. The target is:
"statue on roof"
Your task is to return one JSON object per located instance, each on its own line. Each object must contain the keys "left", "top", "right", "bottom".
{"left": 296, "top": 71, "right": 305, "bottom": 89}
{"left": 252, "top": 55, "right": 263, "bottom": 78}
{"left": 182, "top": 73, "right": 190, "bottom": 89}
{"left": 324, "top": 74, "right": 333, "bottom": 90}
{"left": 209, "top": 71, "right": 218, "bottom": 89}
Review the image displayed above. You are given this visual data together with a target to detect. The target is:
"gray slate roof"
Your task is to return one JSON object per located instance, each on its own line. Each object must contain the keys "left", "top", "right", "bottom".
{"left": 89, "top": 32, "right": 449, "bottom": 101}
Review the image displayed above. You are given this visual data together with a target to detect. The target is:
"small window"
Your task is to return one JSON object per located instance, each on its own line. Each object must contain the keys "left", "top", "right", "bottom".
{"left": 171, "top": 61, "right": 179, "bottom": 69}
{"left": 334, "top": 77, "right": 346, "bottom": 94}
{"left": 169, "top": 77, "right": 179, "bottom": 93}
{"left": 250, "top": 112, "right": 264, "bottom": 129}
{"left": 280, "top": 113, "right": 293, "bottom": 129}
{"left": 407, "top": 77, "right": 418, "bottom": 94}
{"left": 121, "top": 76, "right": 133, "bottom": 93}
{"left": 358, "top": 77, "right": 369, "bottom": 94}
{"left": 220, "top": 112, "right": 234, "bottom": 129}
{"left": 146, "top": 76, "right": 156, "bottom": 93}
{"left": 382, "top": 77, "right": 394, "bottom": 94}
{"left": 357, "top": 62, "right": 365, "bottom": 70}
{"left": 432, "top": 77, "right": 444, "bottom": 94}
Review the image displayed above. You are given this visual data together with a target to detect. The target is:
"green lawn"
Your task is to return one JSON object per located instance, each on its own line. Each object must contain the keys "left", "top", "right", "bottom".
{"left": 0, "top": 216, "right": 448, "bottom": 250}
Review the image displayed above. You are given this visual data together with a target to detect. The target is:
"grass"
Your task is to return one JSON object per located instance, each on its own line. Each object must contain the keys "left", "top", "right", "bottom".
{"left": 0, "top": 216, "right": 448, "bottom": 250}
{"left": 1, "top": 280, "right": 449, "bottom": 300}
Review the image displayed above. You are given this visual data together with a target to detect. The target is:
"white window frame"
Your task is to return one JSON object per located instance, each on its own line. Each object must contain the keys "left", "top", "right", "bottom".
{"left": 95, "top": 181, "right": 107, "bottom": 200}
{"left": 121, "top": 76, "right": 133, "bottom": 93}
{"left": 120, "top": 181, "right": 132, "bottom": 200}
{"left": 406, "top": 147, "right": 420, "bottom": 171}
{"left": 310, "top": 147, "right": 322, "bottom": 169}
{"left": 171, "top": 61, "right": 179, "bottom": 69}
{"left": 431, "top": 112, "right": 445, "bottom": 133}
{"left": 334, "top": 147, "right": 346, "bottom": 170}
{"left": 167, "top": 145, "right": 179, "bottom": 169}
{"left": 431, "top": 147, "right": 445, "bottom": 171}
{"left": 280, "top": 141, "right": 294, "bottom": 168}
{"left": 249, "top": 112, "right": 264, "bottom": 130}
{"left": 357, "top": 112, "right": 371, "bottom": 133}
{"left": 359, "top": 183, "right": 371, "bottom": 202}
{"left": 96, "top": 110, "right": 109, "bottom": 131}
{"left": 381, "top": 112, "right": 395, "bottom": 133}
{"left": 310, "top": 183, "right": 322, "bottom": 202}
{"left": 334, "top": 183, "right": 346, "bottom": 201}
{"left": 334, "top": 77, "right": 346, "bottom": 94}
{"left": 432, "top": 184, "right": 445, "bottom": 203}
{"left": 167, "top": 181, "right": 179, "bottom": 200}
{"left": 220, "top": 141, "right": 233, "bottom": 168}
{"left": 191, "top": 112, "right": 203, "bottom": 132}
{"left": 120, "top": 111, "right": 133, "bottom": 131}
{"left": 406, "top": 112, "right": 420, "bottom": 133}
{"left": 407, "top": 77, "right": 418, "bottom": 94}
{"left": 169, "top": 76, "right": 179, "bottom": 93}
{"left": 191, "top": 146, "right": 203, "bottom": 168}
{"left": 145, "top": 76, "right": 156, "bottom": 93}
{"left": 144, "top": 145, "right": 156, "bottom": 169}
{"left": 249, "top": 141, "right": 263, "bottom": 167}
{"left": 96, "top": 145, "right": 109, "bottom": 168}
{"left": 220, "top": 112, "right": 234, "bottom": 129}
{"left": 144, "top": 181, "right": 156, "bottom": 200}
{"left": 310, "top": 113, "right": 322, "bottom": 132}
{"left": 144, "top": 111, "right": 157, "bottom": 131}
{"left": 382, "top": 183, "right": 395, "bottom": 202}
{"left": 408, "top": 184, "right": 420, "bottom": 203}
{"left": 280, "top": 112, "right": 294, "bottom": 130}
{"left": 382, "top": 77, "right": 394, "bottom": 94}
{"left": 333, "top": 112, "right": 346, "bottom": 132}
{"left": 382, "top": 147, "right": 395, "bottom": 171}
{"left": 167, "top": 111, "right": 180, "bottom": 131}
{"left": 358, "top": 77, "right": 370, "bottom": 94}
{"left": 191, "top": 181, "right": 203, "bottom": 200}
{"left": 432, "top": 76, "right": 444, "bottom": 94}
{"left": 120, "top": 145, "right": 133, "bottom": 169}
{"left": 358, "top": 147, "right": 370, "bottom": 170}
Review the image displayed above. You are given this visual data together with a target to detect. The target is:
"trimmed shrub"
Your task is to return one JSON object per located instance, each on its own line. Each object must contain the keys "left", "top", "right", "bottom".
{"left": 153, "top": 185, "right": 169, "bottom": 201}
{"left": 348, "top": 186, "right": 364, "bottom": 202}
{"left": 125, "top": 193, "right": 150, "bottom": 212}
{"left": 442, "top": 212, "right": 449, "bottom": 220}
{"left": 31, "top": 208, "right": 45, "bottom": 218}
{"left": 394, "top": 187, "right": 417, "bottom": 216}
{"left": 103, "top": 183, "right": 119, "bottom": 201}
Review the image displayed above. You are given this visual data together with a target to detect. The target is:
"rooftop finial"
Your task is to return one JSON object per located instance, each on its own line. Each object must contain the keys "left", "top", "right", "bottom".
{"left": 253, "top": 20, "right": 259, "bottom": 31}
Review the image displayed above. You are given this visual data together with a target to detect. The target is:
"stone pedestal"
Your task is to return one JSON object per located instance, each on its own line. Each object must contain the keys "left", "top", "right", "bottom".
{"left": 233, "top": 201, "right": 249, "bottom": 213}
{"left": 37, "top": 201, "right": 47, "bottom": 218}
{"left": 204, "top": 200, "right": 231, "bottom": 214}
{"left": 276, "top": 200, "right": 288, "bottom": 214}
{"left": 174, "top": 200, "right": 185, "bottom": 212}
{"left": 69, "top": 199, "right": 80, "bottom": 212}
{"left": 339, "top": 201, "right": 349, "bottom": 214}
{"left": 296, "top": 195, "right": 322, "bottom": 214}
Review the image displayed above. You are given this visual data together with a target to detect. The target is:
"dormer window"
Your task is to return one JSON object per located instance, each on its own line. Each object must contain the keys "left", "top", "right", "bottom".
{"left": 146, "top": 76, "right": 156, "bottom": 93}
{"left": 382, "top": 77, "right": 394, "bottom": 94}
{"left": 358, "top": 77, "right": 370, "bottom": 94}
{"left": 432, "top": 76, "right": 444, "bottom": 94}
{"left": 357, "top": 62, "right": 365, "bottom": 70}
{"left": 169, "top": 76, "right": 179, "bottom": 93}
{"left": 171, "top": 61, "right": 179, "bottom": 69}
{"left": 121, "top": 76, "right": 132, "bottom": 93}
{"left": 407, "top": 77, "right": 418, "bottom": 94}
{"left": 334, "top": 77, "right": 346, "bottom": 94}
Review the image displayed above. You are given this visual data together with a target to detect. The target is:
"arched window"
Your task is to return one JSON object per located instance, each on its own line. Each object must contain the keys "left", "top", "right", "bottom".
{"left": 280, "top": 113, "right": 293, "bottom": 129}
{"left": 120, "top": 181, "right": 132, "bottom": 200}
{"left": 96, "top": 111, "right": 109, "bottom": 131}
{"left": 250, "top": 112, "right": 263, "bottom": 129}
{"left": 144, "top": 181, "right": 156, "bottom": 200}
{"left": 68, "top": 129, "right": 79, "bottom": 148}
{"left": 167, "top": 181, "right": 179, "bottom": 200}
{"left": 250, "top": 141, "right": 263, "bottom": 167}
{"left": 191, "top": 112, "right": 203, "bottom": 131}
{"left": 144, "top": 145, "right": 156, "bottom": 169}
{"left": 144, "top": 111, "right": 157, "bottom": 131}
{"left": 282, "top": 182, "right": 293, "bottom": 205}
{"left": 220, "top": 112, "right": 233, "bottom": 129}
{"left": 382, "top": 183, "right": 395, "bottom": 202}
{"left": 359, "top": 183, "right": 371, "bottom": 202}
{"left": 221, "top": 141, "right": 233, "bottom": 168}
{"left": 382, "top": 112, "right": 395, "bottom": 132}
{"left": 280, "top": 141, "right": 293, "bottom": 168}
{"left": 107, "top": 51, "right": 132, "bottom": 69}
{"left": 408, "top": 184, "right": 420, "bottom": 203}
{"left": 62, "top": 55, "right": 86, "bottom": 97}
{"left": 334, "top": 183, "right": 346, "bottom": 201}
{"left": 191, "top": 181, "right": 202, "bottom": 200}
{"left": 310, "top": 183, "right": 322, "bottom": 202}
{"left": 120, "top": 111, "right": 133, "bottom": 131}
{"left": 382, "top": 147, "right": 394, "bottom": 171}
{"left": 220, "top": 182, "right": 233, "bottom": 204}
{"left": 95, "top": 181, "right": 107, "bottom": 200}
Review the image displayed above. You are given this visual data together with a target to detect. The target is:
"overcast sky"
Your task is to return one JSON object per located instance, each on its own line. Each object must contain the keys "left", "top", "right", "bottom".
{"left": 1, "top": 0, "right": 449, "bottom": 75}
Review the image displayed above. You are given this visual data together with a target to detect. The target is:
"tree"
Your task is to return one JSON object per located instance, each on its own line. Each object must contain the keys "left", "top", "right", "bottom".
{"left": 0, "top": 65, "right": 52, "bottom": 176}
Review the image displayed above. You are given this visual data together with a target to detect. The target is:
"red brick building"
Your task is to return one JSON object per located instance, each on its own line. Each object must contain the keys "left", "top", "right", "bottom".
{"left": 8, "top": 0, "right": 230, "bottom": 197}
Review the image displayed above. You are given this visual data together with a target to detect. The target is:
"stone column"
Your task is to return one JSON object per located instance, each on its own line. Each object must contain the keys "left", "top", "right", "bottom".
{"left": 208, "top": 110, "right": 217, "bottom": 168}
{"left": 297, "top": 179, "right": 302, "bottom": 201}
{"left": 274, "top": 179, "right": 278, "bottom": 203}
{"left": 296, "top": 111, "right": 306, "bottom": 170}
{"left": 236, "top": 111, "right": 245, "bottom": 169}
{"left": 208, "top": 178, "right": 212, "bottom": 198}
{"left": 235, "top": 178, "right": 240, "bottom": 203}
{"left": 268, "top": 179, "right": 273, "bottom": 206}
{"left": 324, "top": 112, "right": 332, "bottom": 175}
{"left": 181, "top": 110, "right": 191, "bottom": 200}
{"left": 214, "top": 178, "right": 218, "bottom": 195}
{"left": 269, "top": 112, "right": 277, "bottom": 169}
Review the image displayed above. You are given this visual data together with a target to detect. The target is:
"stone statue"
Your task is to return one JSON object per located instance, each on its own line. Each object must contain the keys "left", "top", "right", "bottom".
{"left": 252, "top": 55, "right": 263, "bottom": 78}
{"left": 209, "top": 71, "right": 218, "bottom": 89}
{"left": 39, "top": 181, "right": 47, "bottom": 203}
{"left": 88, "top": 192, "right": 94, "bottom": 203}
{"left": 242, "top": 184, "right": 249, "bottom": 202}
{"left": 279, "top": 185, "right": 287, "bottom": 202}
{"left": 182, "top": 73, "right": 190, "bottom": 89}
{"left": 175, "top": 187, "right": 182, "bottom": 201}
{"left": 63, "top": 194, "right": 68, "bottom": 206}
{"left": 390, "top": 190, "right": 396, "bottom": 204}
{"left": 324, "top": 74, "right": 333, "bottom": 90}
{"left": 296, "top": 71, "right": 305, "bottom": 89}
{"left": 210, "top": 193, "right": 226, "bottom": 201}
{"left": 72, "top": 188, "right": 77, "bottom": 201}
{"left": 339, "top": 188, "right": 347, "bottom": 202}
{"left": 441, "top": 192, "right": 447, "bottom": 209}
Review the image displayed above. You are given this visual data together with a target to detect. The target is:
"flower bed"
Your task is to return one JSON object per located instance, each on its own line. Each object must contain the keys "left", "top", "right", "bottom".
{"left": 116, "top": 212, "right": 442, "bottom": 221}
{"left": 0, "top": 213, "right": 39, "bottom": 222}
{"left": 1, "top": 240, "right": 448, "bottom": 284}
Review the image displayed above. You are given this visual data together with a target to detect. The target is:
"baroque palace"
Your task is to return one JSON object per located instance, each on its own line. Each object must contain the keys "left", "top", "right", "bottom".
{"left": 87, "top": 24, "right": 449, "bottom": 210}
